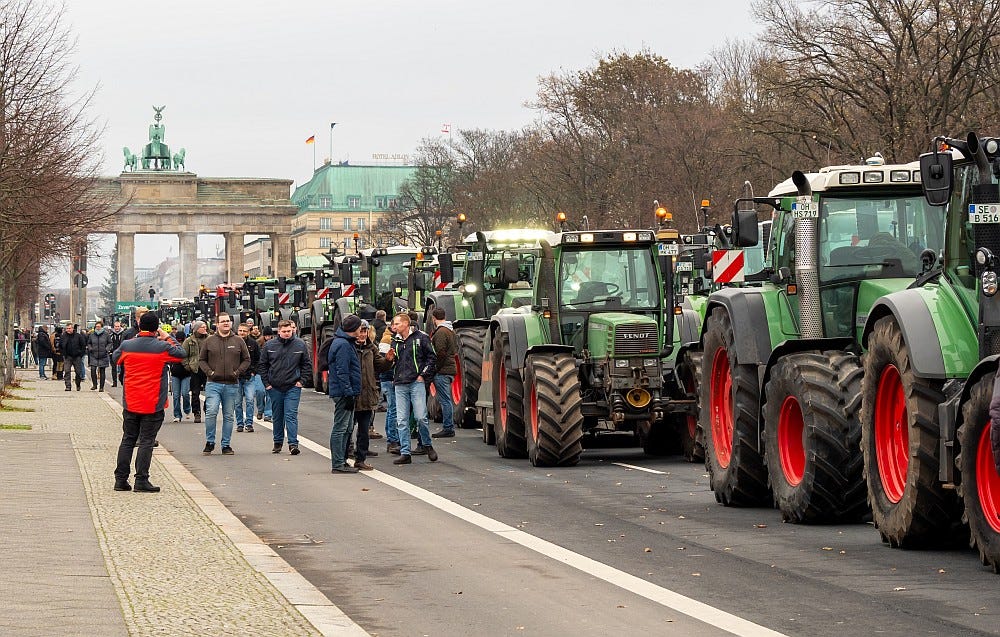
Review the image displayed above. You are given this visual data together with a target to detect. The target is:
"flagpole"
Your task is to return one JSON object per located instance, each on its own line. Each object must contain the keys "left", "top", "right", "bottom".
{"left": 330, "top": 122, "right": 337, "bottom": 165}
{"left": 313, "top": 141, "right": 316, "bottom": 172}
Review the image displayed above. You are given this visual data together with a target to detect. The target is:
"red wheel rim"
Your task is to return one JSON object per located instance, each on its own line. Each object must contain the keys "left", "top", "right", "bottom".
{"left": 530, "top": 381, "right": 539, "bottom": 442}
{"left": 710, "top": 348, "right": 734, "bottom": 468}
{"left": 683, "top": 369, "right": 697, "bottom": 440}
{"left": 498, "top": 357, "right": 508, "bottom": 432}
{"left": 452, "top": 354, "right": 463, "bottom": 403}
{"left": 778, "top": 396, "right": 805, "bottom": 486}
{"left": 976, "top": 424, "right": 1000, "bottom": 534}
{"left": 875, "top": 364, "right": 908, "bottom": 503}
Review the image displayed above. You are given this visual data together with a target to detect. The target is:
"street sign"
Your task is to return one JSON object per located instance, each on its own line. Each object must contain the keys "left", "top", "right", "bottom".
{"left": 115, "top": 301, "right": 159, "bottom": 313}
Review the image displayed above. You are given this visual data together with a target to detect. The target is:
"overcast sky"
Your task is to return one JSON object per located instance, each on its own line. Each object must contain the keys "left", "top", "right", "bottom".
{"left": 53, "top": 0, "right": 761, "bottom": 287}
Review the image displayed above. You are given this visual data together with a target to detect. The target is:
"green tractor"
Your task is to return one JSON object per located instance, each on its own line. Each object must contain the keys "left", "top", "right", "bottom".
{"left": 477, "top": 228, "right": 680, "bottom": 466}
{"left": 859, "top": 132, "right": 1000, "bottom": 571}
{"left": 698, "top": 156, "right": 943, "bottom": 523}
{"left": 424, "top": 228, "right": 555, "bottom": 432}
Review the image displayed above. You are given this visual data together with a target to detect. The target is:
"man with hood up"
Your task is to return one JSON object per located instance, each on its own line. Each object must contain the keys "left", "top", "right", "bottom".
{"left": 86, "top": 321, "right": 112, "bottom": 391}
{"left": 327, "top": 314, "right": 364, "bottom": 473}
{"left": 429, "top": 307, "right": 458, "bottom": 438}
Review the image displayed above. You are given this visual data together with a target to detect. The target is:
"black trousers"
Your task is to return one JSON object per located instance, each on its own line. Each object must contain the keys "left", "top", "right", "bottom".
{"left": 190, "top": 372, "right": 205, "bottom": 416}
{"left": 90, "top": 365, "right": 106, "bottom": 389}
{"left": 114, "top": 409, "right": 164, "bottom": 482}
{"left": 354, "top": 409, "right": 374, "bottom": 462}
{"left": 110, "top": 363, "right": 119, "bottom": 386}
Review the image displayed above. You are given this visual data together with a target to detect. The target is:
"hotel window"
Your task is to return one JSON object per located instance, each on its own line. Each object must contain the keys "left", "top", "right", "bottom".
{"left": 319, "top": 195, "right": 332, "bottom": 208}
{"left": 319, "top": 237, "right": 331, "bottom": 248}
{"left": 357, "top": 218, "right": 365, "bottom": 231}
{"left": 343, "top": 217, "right": 351, "bottom": 230}
{"left": 319, "top": 217, "right": 332, "bottom": 230}
{"left": 347, "top": 196, "right": 361, "bottom": 208}
{"left": 375, "top": 196, "right": 387, "bottom": 208}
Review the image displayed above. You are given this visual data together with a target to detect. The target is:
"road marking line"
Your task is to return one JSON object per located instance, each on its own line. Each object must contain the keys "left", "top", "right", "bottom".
{"left": 613, "top": 462, "right": 667, "bottom": 474}
{"left": 259, "top": 420, "right": 786, "bottom": 637}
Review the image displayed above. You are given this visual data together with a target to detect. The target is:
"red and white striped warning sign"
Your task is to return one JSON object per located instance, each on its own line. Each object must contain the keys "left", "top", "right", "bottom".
{"left": 277, "top": 292, "right": 291, "bottom": 305}
{"left": 342, "top": 284, "right": 356, "bottom": 297}
{"left": 315, "top": 287, "right": 331, "bottom": 299}
{"left": 433, "top": 270, "right": 447, "bottom": 290}
{"left": 712, "top": 250, "right": 745, "bottom": 284}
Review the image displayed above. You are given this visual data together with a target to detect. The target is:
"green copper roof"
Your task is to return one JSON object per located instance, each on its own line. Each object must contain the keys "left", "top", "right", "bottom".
{"left": 292, "top": 163, "right": 416, "bottom": 215}
{"left": 295, "top": 255, "right": 329, "bottom": 270}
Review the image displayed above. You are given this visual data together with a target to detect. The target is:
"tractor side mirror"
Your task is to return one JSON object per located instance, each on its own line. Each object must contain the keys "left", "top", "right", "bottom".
{"left": 501, "top": 257, "right": 520, "bottom": 284}
{"left": 314, "top": 269, "right": 325, "bottom": 289}
{"left": 731, "top": 208, "right": 760, "bottom": 247}
{"left": 339, "top": 263, "right": 353, "bottom": 286}
{"left": 438, "top": 253, "right": 454, "bottom": 284}
{"left": 920, "top": 151, "right": 953, "bottom": 207}
{"left": 227, "top": 289, "right": 237, "bottom": 305}
{"left": 257, "top": 285, "right": 265, "bottom": 300}
{"left": 278, "top": 277, "right": 287, "bottom": 293}
{"left": 293, "top": 289, "right": 304, "bottom": 307}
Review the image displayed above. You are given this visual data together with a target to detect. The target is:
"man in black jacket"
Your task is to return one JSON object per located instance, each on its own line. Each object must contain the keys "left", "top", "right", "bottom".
{"left": 107, "top": 321, "right": 126, "bottom": 387}
{"left": 258, "top": 319, "right": 312, "bottom": 455}
{"left": 235, "top": 322, "right": 261, "bottom": 433}
{"left": 61, "top": 324, "right": 88, "bottom": 391}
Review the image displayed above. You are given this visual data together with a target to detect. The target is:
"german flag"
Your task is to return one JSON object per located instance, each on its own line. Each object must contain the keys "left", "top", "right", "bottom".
{"left": 305, "top": 135, "right": 316, "bottom": 144}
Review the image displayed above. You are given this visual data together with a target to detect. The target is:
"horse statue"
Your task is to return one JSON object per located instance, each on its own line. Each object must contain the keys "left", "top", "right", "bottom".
{"left": 123, "top": 147, "right": 137, "bottom": 172}
{"left": 172, "top": 148, "right": 186, "bottom": 171}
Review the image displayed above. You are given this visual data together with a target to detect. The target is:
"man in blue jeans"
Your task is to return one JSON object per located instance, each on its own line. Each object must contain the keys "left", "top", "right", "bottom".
{"left": 387, "top": 312, "right": 438, "bottom": 465}
{"left": 379, "top": 321, "right": 399, "bottom": 453}
{"left": 198, "top": 313, "right": 250, "bottom": 455}
{"left": 328, "top": 314, "right": 364, "bottom": 473}
{"left": 429, "top": 307, "right": 458, "bottom": 439}
{"left": 259, "top": 319, "right": 311, "bottom": 455}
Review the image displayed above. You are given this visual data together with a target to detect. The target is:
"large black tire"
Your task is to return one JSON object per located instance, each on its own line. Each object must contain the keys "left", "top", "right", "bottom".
{"left": 860, "top": 316, "right": 958, "bottom": 546}
{"left": 491, "top": 332, "right": 526, "bottom": 458}
{"left": 762, "top": 351, "right": 867, "bottom": 523}
{"left": 676, "top": 350, "right": 705, "bottom": 462}
{"left": 700, "top": 307, "right": 770, "bottom": 505}
{"left": 957, "top": 376, "right": 1000, "bottom": 572}
{"left": 456, "top": 325, "right": 487, "bottom": 428}
{"left": 523, "top": 353, "right": 584, "bottom": 467}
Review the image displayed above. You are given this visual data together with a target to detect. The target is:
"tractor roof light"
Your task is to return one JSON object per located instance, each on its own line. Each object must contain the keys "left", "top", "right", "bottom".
{"left": 557, "top": 211, "right": 568, "bottom": 223}
{"left": 839, "top": 172, "right": 861, "bottom": 185}
{"left": 581, "top": 233, "right": 594, "bottom": 243}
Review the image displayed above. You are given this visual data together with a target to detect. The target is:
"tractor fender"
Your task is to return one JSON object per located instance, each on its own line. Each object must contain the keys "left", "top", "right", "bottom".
{"left": 525, "top": 343, "right": 575, "bottom": 359}
{"left": 491, "top": 314, "right": 532, "bottom": 370}
{"left": 760, "top": 337, "right": 856, "bottom": 397}
{"left": 334, "top": 297, "right": 356, "bottom": 323}
{"left": 676, "top": 307, "right": 701, "bottom": 347}
{"left": 425, "top": 291, "right": 459, "bottom": 322}
{"left": 702, "top": 288, "right": 773, "bottom": 366}
{"left": 454, "top": 318, "right": 490, "bottom": 331}
{"left": 862, "top": 291, "right": 946, "bottom": 378}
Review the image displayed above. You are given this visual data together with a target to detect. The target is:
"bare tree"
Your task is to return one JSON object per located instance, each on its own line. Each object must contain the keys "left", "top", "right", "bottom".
{"left": 0, "top": 0, "right": 115, "bottom": 381}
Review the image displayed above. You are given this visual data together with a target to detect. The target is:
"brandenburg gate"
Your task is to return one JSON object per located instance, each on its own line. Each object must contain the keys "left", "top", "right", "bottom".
{"left": 98, "top": 106, "right": 299, "bottom": 301}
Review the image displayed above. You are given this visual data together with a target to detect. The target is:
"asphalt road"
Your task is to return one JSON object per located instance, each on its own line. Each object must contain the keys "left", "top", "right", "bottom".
{"left": 110, "top": 385, "right": 1000, "bottom": 636}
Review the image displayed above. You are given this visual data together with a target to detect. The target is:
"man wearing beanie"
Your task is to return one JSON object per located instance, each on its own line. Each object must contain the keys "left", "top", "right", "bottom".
{"left": 327, "top": 314, "right": 364, "bottom": 473}
{"left": 183, "top": 320, "right": 209, "bottom": 423}
{"left": 111, "top": 312, "right": 185, "bottom": 493}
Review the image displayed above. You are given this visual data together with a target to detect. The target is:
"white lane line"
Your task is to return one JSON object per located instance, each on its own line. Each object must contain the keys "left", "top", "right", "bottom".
{"left": 262, "top": 420, "right": 786, "bottom": 637}
{"left": 613, "top": 462, "right": 667, "bottom": 475}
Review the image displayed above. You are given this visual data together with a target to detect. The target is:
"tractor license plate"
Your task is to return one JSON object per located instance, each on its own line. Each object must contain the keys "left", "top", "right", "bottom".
{"left": 675, "top": 261, "right": 693, "bottom": 272}
{"left": 969, "top": 204, "right": 1000, "bottom": 224}
{"left": 658, "top": 243, "right": 679, "bottom": 255}
{"left": 792, "top": 201, "right": 819, "bottom": 218}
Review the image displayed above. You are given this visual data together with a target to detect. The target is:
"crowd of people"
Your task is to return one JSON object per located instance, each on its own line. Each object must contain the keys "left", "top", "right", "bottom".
{"left": 107, "top": 306, "right": 460, "bottom": 489}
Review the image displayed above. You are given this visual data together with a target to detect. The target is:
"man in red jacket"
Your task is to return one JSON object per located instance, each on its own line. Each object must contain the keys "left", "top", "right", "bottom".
{"left": 112, "top": 312, "right": 186, "bottom": 493}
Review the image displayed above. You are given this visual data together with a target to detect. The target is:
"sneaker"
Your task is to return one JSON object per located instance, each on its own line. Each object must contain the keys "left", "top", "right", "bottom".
{"left": 411, "top": 445, "right": 428, "bottom": 456}
{"left": 427, "top": 446, "right": 438, "bottom": 462}
{"left": 392, "top": 454, "right": 412, "bottom": 465}
{"left": 272, "top": 443, "right": 282, "bottom": 454}
{"left": 202, "top": 443, "right": 215, "bottom": 455}
{"left": 289, "top": 444, "right": 300, "bottom": 456}
{"left": 355, "top": 461, "right": 374, "bottom": 471}
{"left": 331, "top": 465, "right": 359, "bottom": 473}
{"left": 172, "top": 417, "right": 181, "bottom": 423}
{"left": 221, "top": 446, "right": 234, "bottom": 455}
{"left": 245, "top": 425, "right": 254, "bottom": 433}
{"left": 237, "top": 425, "right": 244, "bottom": 433}
{"left": 431, "top": 429, "right": 455, "bottom": 438}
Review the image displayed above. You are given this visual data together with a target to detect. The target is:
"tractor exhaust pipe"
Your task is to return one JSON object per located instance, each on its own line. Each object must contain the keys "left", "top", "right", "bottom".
{"left": 791, "top": 170, "right": 823, "bottom": 338}
{"left": 968, "top": 132, "right": 993, "bottom": 186}
{"left": 539, "top": 240, "right": 561, "bottom": 344}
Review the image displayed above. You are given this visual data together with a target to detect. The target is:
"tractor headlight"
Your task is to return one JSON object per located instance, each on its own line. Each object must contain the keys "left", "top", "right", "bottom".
{"left": 983, "top": 270, "right": 998, "bottom": 297}
{"left": 615, "top": 359, "right": 629, "bottom": 368}
{"left": 463, "top": 283, "right": 478, "bottom": 296}
{"left": 644, "top": 358, "right": 657, "bottom": 367}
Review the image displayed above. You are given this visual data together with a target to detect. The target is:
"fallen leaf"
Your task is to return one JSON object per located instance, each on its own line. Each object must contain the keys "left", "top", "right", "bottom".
{"left": 754, "top": 524, "right": 767, "bottom": 528}
{"left": 822, "top": 547, "right": 833, "bottom": 551}
{"left": 938, "top": 569, "right": 946, "bottom": 574}
{"left": 691, "top": 572, "right": 701, "bottom": 577}
{"left": 644, "top": 547, "right": 652, "bottom": 553}
{"left": 893, "top": 586, "right": 907, "bottom": 592}
{"left": 617, "top": 605, "right": 626, "bottom": 608}
{"left": 595, "top": 523, "right": 604, "bottom": 526}
{"left": 361, "top": 488, "right": 370, "bottom": 492}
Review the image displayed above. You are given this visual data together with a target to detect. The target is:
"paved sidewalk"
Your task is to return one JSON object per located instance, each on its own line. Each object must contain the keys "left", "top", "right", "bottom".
{"left": 0, "top": 373, "right": 367, "bottom": 637}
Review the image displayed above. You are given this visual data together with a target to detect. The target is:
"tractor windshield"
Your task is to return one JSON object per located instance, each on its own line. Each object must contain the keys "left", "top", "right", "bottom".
{"left": 375, "top": 254, "right": 413, "bottom": 296}
{"left": 559, "top": 247, "right": 658, "bottom": 310}
{"left": 818, "top": 193, "right": 943, "bottom": 283}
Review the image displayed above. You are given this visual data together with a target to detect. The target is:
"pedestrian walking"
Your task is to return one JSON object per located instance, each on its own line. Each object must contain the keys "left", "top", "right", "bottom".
{"left": 235, "top": 322, "right": 262, "bottom": 433}
{"left": 386, "top": 312, "right": 438, "bottom": 465}
{"left": 183, "top": 320, "right": 209, "bottom": 423}
{"left": 327, "top": 314, "right": 364, "bottom": 473}
{"left": 51, "top": 326, "right": 64, "bottom": 380}
{"left": 198, "top": 313, "right": 249, "bottom": 455}
{"left": 108, "top": 321, "right": 125, "bottom": 387}
{"left": 256, "top": 326, "right": 274, "bottom": 421}
{"left": 352, "top": 321, "right": 391, "bottom": 471}
{"left": 34, "top": 325, "right": 53, "bottom": 379}
{"left": 379, "top": 323, "right": 398, "bottom": 452}
{"left": 259, "top": 319, "right": 311, "bottom": 455}
{"left": 112, "top": 312, "right": 185, "bottom": 493}
{"left": 61, "top": 323, "right": 87, "bottom": 391}
{"left": 429, "top": 307, "right": 458, "bottom": 439}
{"left": 14, "top": 328, "right": 27, "bottom": 368}
{"left": 86, "top": 321, "right": 112, "bottom": 391}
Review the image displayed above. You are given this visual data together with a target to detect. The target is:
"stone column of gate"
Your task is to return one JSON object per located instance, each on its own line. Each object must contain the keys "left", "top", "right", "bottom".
{"left": 117, "top": 232, "right": 135, "bottom": 302}
{"left": 226, "top": 232, "right": 245, "bottom": 285}
{"left": 178, "top": 231, "right": 199, "bottom": 298}
{"left": 271, "top": 233, "right": 292, "bottom": 278}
